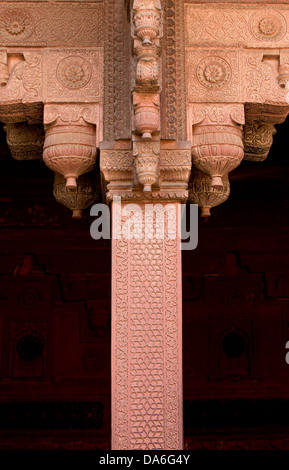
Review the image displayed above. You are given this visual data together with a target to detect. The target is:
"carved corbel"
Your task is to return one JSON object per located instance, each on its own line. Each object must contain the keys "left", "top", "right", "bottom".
{"left": 159, "top": 142, "right": 191, "bottom": 200}
{"left": 190, "top": 104, "right": 244, "bottom": 188}
{"left": 3, "top": 122, "right": 44, "bottom": 160}
{"left": 43, "top": 104, "right": 99, "bottom": 189}
{"left": 189, "top": 168, "right": 230, "bottom": 218}
{"left": 100, "top": 143, "right": 133, "bottom": 201}
{"left": 243, "top": 121, "right": 276, "bottom": 162}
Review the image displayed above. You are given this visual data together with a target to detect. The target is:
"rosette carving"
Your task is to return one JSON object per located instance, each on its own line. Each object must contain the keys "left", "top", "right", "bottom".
{"left": 43, "top": 104, "right": 98, "bottom": 189}
{"left": 243, "top": 121, "right": 276, "bottom": 161}
{"left": 191, "top": 105, "right": 244, "bottom": 188}
{"left": 53, "top": 172, "right": 99, "bottom": 219}
{"left": 189, "top": 169, "right": 230, "bottom": 218}
{"left": 133, "top": 141, "right": 159, "bottom": 192}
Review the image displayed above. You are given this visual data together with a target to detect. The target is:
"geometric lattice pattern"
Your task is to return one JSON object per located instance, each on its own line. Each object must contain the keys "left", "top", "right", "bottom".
{"left": 112, "top": 202, "right": 183, "bottom": 450}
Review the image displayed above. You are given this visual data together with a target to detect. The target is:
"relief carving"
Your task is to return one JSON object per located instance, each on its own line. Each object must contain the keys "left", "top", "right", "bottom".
{"left": 243, "top": 121, "right": 276, "bottom": 162}
{"left": 53, "top": 172, "right": 99, "bottom": 219}
{"left": 187, "top": 50, "right": 240, "bottom": 102}
{"left": 133, "top": 92, "right": 160, "bottom": 139}
{"left": 4, "top": 121, "right": 44, "bottom": 160}
{"left": 133, "top": 140, "right": 160, "bottom": 192}
{"left": 43, "top": 104, "right": 99, "bottom": 189}
{"left": 189, "top": 168, "right": 230, "bottom": 218}
{"left": 190, "top": 104, "right": 244, "bottom": 188}
{"left": 0, "top": 3, "right": 103, "bottom": 47}
{"left": 45, "top": 49, "right": 103, "bottom": 103}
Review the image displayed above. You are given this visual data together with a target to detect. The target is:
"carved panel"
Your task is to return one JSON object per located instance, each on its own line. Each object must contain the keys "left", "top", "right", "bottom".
{"left": 187, "top": 49, "right": 240, "bottom": 102}
{"left": 0, "top": 51, "right": 42, "bottom": 105}
{"left": 0, "top": 3, "right": 103, "bottom": 47}
{"left": 242, "top": 50, "right": 287, "bottom": 104}
{"left": 185, "top": 4, "right": 289, "bottom": 48}
{"left": 44, "top": 49, "right": 103, "bottom": 103}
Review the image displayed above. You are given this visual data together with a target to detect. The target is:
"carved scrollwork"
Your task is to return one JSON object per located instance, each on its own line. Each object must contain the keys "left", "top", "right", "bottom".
{"left": 243, "top": 121, "right": 276, "bottom": 161}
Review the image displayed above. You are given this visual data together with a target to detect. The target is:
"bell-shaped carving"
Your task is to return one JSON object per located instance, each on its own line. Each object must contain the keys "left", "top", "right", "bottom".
{"left": 189, "top": 169, "right": 230, "bottom": 217}
{"left": 134, "top": 141, "right": 159, "bottom": 192}
{"left": 53, "top": 171, "right": 99, "bottom": 219}
{"left": 134, "top": 92, "right": 160, "bottom": 139}
{"left": 191, "top": 108, "right": 244, "bottom": 189}
{"left": 243, "top": 121, "right": 276, "bottom": 161}
{"left": 43, "top": 122, "right": 97, "bottom": 189}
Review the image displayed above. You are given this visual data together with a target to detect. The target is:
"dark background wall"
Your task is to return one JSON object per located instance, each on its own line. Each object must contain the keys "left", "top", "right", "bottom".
{"left": 0, "top": 119, "right": 289, "bottom": 450}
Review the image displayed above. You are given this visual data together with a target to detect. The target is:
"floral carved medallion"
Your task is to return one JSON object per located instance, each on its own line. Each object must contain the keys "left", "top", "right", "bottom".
{"left": 57, "top": 56, "right": 92, "bottom": 89}
{"left": 250, "top": 10, "right": 286, "bottom": 41}
{"left": 197, "top": 57, "right": 231, "bottom": 88}
{"left": 0, "top": 9, "right": 34, "bottom": 41}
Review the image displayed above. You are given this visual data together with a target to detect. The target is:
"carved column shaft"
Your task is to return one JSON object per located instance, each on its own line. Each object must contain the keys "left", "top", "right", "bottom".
{"left": 112, "top": 200, "right": 183, "bottom": 450}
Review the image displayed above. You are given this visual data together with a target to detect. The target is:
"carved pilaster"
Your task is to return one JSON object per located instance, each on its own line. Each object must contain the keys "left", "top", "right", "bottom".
{"left": 43, "top": 104, "right": 99, "bottom": 189}
{"left": 190, "top": 104, "right": 244, "bottom": 188}
{"left": 112, "top": 200, "right": 183, "bottom": 450}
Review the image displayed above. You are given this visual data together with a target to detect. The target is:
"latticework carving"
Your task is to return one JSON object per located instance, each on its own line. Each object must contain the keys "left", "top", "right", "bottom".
{"left": 112, "top": 201, "right": 183, "bottom": 450}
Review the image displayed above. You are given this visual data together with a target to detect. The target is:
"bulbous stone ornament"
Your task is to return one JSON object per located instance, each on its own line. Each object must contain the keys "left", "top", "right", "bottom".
{"left": 53, "top": 172, "right": 99, "bottom": 219}
{"left": 133, "top": 141, "right": 159, "bottom": 192}
{"left": 133, "top": 92, "right": 160, "bottom": 139}
{"left": 133, "top": 0, "right": 161, "bottom": 46}
{"left": 43, "top": 122, "right": 97, "bottom": 189}
{"left": 191, "top": 105, "right": 244, "bottom": 189}
{"left": 189, "top": 169, "right": 230, "bottom": 217}
{"left": 277, "top": 64, "right": 289, "bottom": 88}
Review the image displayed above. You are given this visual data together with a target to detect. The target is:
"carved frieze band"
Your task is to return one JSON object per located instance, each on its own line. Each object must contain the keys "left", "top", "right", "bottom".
{"left": 185, "top": 4, "right": 289, "bottom": 48}
{"left": 0, "top": 3, "right": 103, "bottom": 47}
{"left": 112, "top": 201, "right": 183, "bottom": 450}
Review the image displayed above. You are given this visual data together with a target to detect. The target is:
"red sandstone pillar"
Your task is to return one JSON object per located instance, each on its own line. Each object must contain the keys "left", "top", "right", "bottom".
{"left": 111, "top": 200, "right": 183, "bottom": 450}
